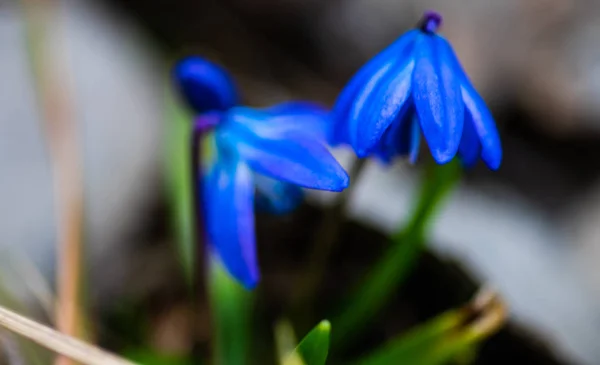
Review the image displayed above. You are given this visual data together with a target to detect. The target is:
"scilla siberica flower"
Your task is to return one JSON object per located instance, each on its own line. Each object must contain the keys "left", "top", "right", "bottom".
{"left": 174, "top": 56, "right": 349, "bottom": 288}
{"left": 330, "top": 11, "right": 502, "bottom": 169}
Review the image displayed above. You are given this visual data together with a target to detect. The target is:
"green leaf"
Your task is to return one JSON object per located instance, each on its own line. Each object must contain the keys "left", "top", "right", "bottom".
{"left": 209, "top": 259, "right": 254, "bottom": 365}
{"left": 126, "top": 349, "right": 194, "bottom": 365}
{"left": 283, "top": 320, "right": 331, "bottom": 365}
{"left": 353, "top": 290, "right": 506, "bottom": 365}
{"left": 275, "top": 319, "right": 299, "bottom": 363}
{"left": 163, "top": 90, "right": 195, "bottom": 286}
{"left": 351, "top": 311, "right": 462, "bottom": 365}
{"left": 332, "top": 161, "right": 461, "bottom": 347}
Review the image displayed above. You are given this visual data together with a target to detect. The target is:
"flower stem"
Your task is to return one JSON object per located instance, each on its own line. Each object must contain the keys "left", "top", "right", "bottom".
{"left": 207, "top": 260, "right": 253, "bottom": 365}
{"left": 191, "top": 120, "right": 205, "bottom": 283}
{"left": 190, "top": 119, "right": 210, "bottom": 357}
{"left": 292, "top": 157, "right": 367, "bottom": 327}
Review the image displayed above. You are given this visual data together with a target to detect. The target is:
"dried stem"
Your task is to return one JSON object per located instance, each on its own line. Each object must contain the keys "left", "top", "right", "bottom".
{"left": 0, "top": 305, "right": 134, "bottom": 365}
{"left": 20, "top": 1, "right": 85, "bottom": 364}
{"left": 462, "top": 288, "right": 507, "bottom": 340}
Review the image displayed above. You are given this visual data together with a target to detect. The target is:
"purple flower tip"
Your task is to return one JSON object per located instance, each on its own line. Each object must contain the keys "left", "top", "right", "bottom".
{"left": 420, "top": 10, "right": 443, "bottom": 34}
{"left": 194, "top": 112, "right": 221, "bottom": 133}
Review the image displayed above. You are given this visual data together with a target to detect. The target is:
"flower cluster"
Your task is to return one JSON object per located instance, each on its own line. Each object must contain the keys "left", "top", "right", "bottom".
{"left": 174, "top": 10, "right": 502, "bottom": 289}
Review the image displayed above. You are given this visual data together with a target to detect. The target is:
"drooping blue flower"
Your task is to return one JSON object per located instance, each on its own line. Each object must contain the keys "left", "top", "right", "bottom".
{"left": 174, "top": 57, "right": 349, "bottom": 288}
{"left": 330, "top": 11, "right": 502, "bottom": 170}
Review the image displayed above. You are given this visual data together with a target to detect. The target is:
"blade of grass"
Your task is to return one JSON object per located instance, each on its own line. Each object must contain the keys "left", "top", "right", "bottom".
{"left": 424, "top": 290, "right": 507, "bottom": 365}
{"left": 125, "top": 348, "right": 194, "bottom": 365}
{"left": 274, "top": 319, "right": 299, "bottom": 363}
{"left": 292, "top": 320, "right": 330, "bottom": 365}
{"left": 332, "top": 161, "right": 461, "bottom": 347}
{"left": 164, "top": 92, "right": 195, "bottom": 286}
{"left": 279, "top": 320, "right": 331, "bottom": 365}
{"left": 352, "top": 289, "right": 506, "bottom": 365}
{"left": 352, "top": 311, "right": 463, "bottom": 365}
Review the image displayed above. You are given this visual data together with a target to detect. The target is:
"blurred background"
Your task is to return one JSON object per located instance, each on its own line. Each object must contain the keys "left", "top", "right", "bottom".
{"left": 2, "top": 0, "right": 600, "bottom": 364}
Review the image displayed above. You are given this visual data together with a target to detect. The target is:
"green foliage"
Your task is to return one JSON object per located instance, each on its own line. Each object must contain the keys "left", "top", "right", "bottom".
{"left": 275, "top": 319, "right": 299, "bottom": 362}
{"left": 126, "top": 349, "right": 196, "bottom": 365}
{"left": 295, "top": 320, "right": 331, "bottom": 365}
{"left": 281, "top": 320, "right": 331, "bottom": 365}
{"left": 352, "top": 291, "right": 505, "bottom": 365}
{"left": 332, "top": 161, "right": 461, "bottom": 347}
{"left": 352, "top": 311, "right": 462, "bottom": 365}
{"left": 165, "top": 81, "right": 499, "bottom": 365}
{"left": 164, "top": 91, "right": 195, "bottom": 286}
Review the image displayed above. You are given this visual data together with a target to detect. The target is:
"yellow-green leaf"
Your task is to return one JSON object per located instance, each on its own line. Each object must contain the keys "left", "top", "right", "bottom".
{"left": 283, "top": 320, "right": 331, "bottom": 365}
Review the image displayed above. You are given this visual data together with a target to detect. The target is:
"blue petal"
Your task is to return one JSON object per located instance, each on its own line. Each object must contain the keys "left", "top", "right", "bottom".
{"left": 254, "top": 174, "right": 304, "bottom": 214}
{"left": 352, "top": 56, "right": 416, "bottom": 156}
{"left": 262, "top": 102, "right": 329, "bottom": 141}
{"left": 437, "top": 37, "right": 502, "bottom": 170}
{"left": 265, "top": 101, "right": 328, "bottom": 118}
{"left": 204, "top": 157, "right": 259, "bottom": 289}
{"left": 408, "top": 115, "right": 421, "bottom": 164}
{"left": 462, "top": 88, "right": 501, "bottom": 169}
{"left": 227, "top": 106, "right": 327, "bottom": 141}
{"left": 173, "top": 56, "right": 239, "bottom": 114}
{"left": 218, "top": 114, "right": 349, "bottom": 192}
{"left": 458, "top": 112, "right": 481, "bottom": 168}
{"left": 412, "top": 34, "right": 464, "bottom": 164}
{"left": 374, "top": 106, "right": 414, "bottom": 162}
{"left": 461, "top": 89, "right": 501, "bottom": 170}
{"left": 330, "top": 30, "right": 420, "bottom": 146}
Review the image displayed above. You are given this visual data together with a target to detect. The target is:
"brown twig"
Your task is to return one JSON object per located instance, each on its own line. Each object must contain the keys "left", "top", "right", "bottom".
{"left": 0, "top": 305, "right": 135, "bottom": 365}
{"left": 19, "top": 1, "right": 85, "bottom": 364}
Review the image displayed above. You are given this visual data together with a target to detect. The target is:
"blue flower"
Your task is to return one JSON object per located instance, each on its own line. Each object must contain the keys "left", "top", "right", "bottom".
{"left": 174, "top": 57, "right": 349, "bottom": 288}
{"left": 330, "top": 11, "right": 502, "bottom": 170}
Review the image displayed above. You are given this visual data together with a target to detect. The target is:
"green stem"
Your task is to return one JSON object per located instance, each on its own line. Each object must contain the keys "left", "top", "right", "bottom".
{"left": 331, "top": 161, "right": 461, "bottom": 348}
{"left": 190, "top": 117, "right": 254, "bottom": 364}
{"left": 191, "top": 120, "right": 207, "bottom": 297}
{"left": 208, "top": 260, "right": 253, "bottom": 365}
